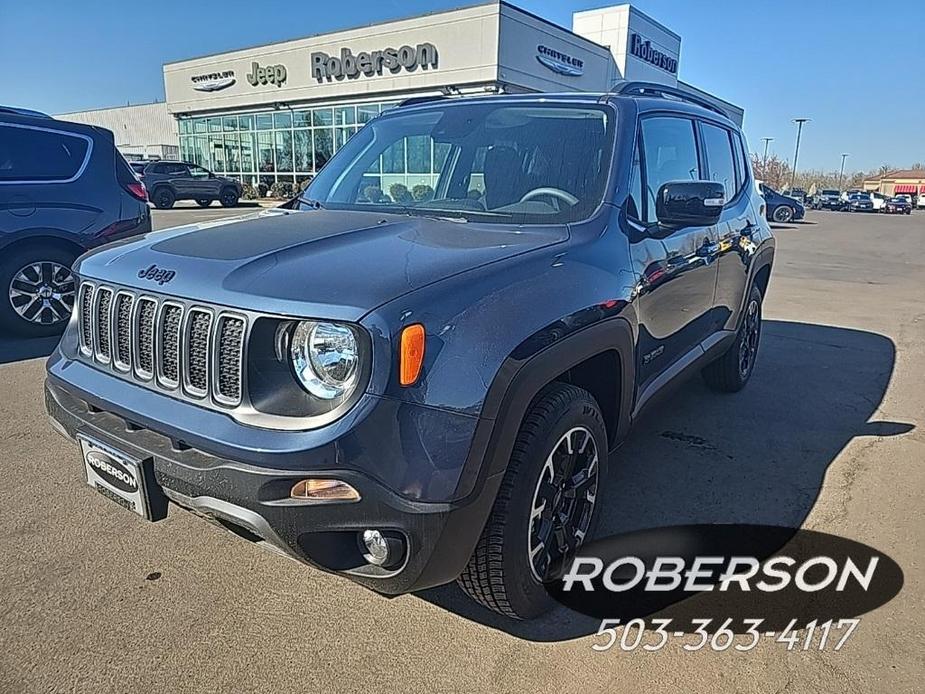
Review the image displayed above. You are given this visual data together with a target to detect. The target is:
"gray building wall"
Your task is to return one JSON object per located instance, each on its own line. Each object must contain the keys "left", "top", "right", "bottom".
{"left": 55, "top": 102, "right": 179, "bottom": 159}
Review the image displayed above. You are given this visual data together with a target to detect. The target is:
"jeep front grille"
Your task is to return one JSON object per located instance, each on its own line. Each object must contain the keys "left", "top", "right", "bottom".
{"left": 77, "top": 281, "right": 247, "bottom": 408}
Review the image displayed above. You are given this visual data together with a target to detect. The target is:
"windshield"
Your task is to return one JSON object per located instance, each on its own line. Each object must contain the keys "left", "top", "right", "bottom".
{"left": 822, "top": 190, "right": 839, "bottom": 196}
{"left": 301, "top": 101, "right": 615, "bottom": 224}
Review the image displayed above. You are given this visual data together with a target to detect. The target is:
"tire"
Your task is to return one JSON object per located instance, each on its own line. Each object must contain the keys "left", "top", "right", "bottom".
{"left": 458, "top": 383, "right": 608, "bottom": 619}
{"left": 195, "top": 199, "right": 212, "bottom": 207}
{"left": 772, "top": 205, "right": 793, "bottom": 223}
{"left": 702, "top": 285, "right": 763, "bottom": 393}
{"left": 152, "top": 187, "right": 175, "bottom": 209}
{"left": 219, "top": 188, "right": 239, "bottom": 208}
{"left": 0, "top": 244, "right": 78, "bottom": 338}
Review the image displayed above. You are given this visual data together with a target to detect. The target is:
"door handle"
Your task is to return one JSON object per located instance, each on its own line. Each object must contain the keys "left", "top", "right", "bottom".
{"left": 697, "top": 242, "right": 720, "bottom": 258}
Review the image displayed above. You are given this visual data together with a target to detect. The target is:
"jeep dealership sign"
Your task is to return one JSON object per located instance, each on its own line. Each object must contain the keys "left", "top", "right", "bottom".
{"left": 311, "top": 43, "right": 438, "bottom": 81}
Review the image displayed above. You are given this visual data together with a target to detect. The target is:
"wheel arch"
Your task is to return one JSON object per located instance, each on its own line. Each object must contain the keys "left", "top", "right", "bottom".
{"left": 466, "top": 317, "right": 635, "bottom": 490}
{"left": 0, "top": 233, "right": 85, "bottom": 259}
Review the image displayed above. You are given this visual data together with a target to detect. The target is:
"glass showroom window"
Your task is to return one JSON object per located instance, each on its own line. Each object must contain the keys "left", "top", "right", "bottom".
{"left": 177, "top": 100, "right": 397, "bottom": 191}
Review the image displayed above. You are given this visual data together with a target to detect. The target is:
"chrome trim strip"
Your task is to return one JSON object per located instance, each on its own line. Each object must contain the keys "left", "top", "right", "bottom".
{"left": 181, "top": 306, "right": 213, "bottom": 399}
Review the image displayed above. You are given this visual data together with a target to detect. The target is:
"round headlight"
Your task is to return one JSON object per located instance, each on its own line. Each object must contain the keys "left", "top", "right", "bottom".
{"left": 290, "top": 321, "right": 360, "bottom": 400}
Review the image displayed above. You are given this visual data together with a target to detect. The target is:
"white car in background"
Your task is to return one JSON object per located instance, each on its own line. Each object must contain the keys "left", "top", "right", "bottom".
{"left": 869, "top": 191, "right": 888, "bottom": 211}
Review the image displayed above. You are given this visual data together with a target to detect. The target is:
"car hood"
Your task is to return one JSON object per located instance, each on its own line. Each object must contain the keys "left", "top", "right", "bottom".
{"left": 75, "top": 209, "right": 567, "bottom": 321}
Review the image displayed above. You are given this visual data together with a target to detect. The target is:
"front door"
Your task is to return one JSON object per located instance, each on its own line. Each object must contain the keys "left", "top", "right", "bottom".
{"left": 628, "top": 115, "right": 720, "bottom": 396}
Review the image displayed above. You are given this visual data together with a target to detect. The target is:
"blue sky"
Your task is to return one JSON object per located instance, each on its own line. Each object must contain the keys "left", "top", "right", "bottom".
{"left": 1, "top": 0, "right": 919, "bottom": 173}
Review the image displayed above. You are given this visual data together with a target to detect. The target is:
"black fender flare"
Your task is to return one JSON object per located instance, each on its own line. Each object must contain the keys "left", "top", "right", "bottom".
{"left": 460, "top": 316, "right": 636, "bottom": 497}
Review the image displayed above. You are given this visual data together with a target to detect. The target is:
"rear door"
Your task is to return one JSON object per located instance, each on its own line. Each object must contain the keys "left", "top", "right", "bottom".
{"left": 699, "top": 121, "right": 756, "bottom": 332}
{"left": 628, "top": 115, "right": 720, "bottom": 396}
{"left": 186, "top": 164, "right": 220, "bottom": 198}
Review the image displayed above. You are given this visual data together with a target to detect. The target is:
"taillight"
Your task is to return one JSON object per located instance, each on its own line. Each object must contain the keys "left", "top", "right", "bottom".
{"left": 125, "top": 181, "right": 147, "bottom": 202}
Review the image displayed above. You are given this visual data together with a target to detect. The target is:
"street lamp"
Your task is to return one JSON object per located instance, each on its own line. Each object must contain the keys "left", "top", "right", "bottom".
{"left": 761, "top": 137, "right": 774, "bottom": 163}
{"left": 790, "top": 118, "right": 810, "bottom": 190}
{"left": 838, "top": 153, "right": 849, "bottom": 191}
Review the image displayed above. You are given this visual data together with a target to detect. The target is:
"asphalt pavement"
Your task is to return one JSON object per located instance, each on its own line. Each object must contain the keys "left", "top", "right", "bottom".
{"left": 1, "top": 209, "right": 923, "bottom": 693}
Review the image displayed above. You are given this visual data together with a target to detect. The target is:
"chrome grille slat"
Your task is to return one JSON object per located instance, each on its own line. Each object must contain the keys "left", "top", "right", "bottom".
{"left": 76, "top": 283, "right": 246, "bottom": 411}
{"left": 183, "top": 308, "right": 212, "bottom": 397}
{"left": 113, "top": 292, "right": 134, "bottom": 371}
{"left": 214, "top": 315, "right": 245, "bottom": 406}
{"left": 94, "top": 288, "right": 113, "bottom": 363}
{"left": 134, "top": 298, "right": 157, "bottom": 379}
{"left": 157, "top": 303, "right": 183, "bottom": 388}
{"left": 78, "top": 283, "right": 93, "bottom": 355}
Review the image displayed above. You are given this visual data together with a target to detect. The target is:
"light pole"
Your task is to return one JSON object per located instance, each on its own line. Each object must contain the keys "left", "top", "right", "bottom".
{"left": 761, "top": 137, "right": 774, "bottom": 163}
{"left": 838, "top": 153, "right": 849, "bottom": 191}
{"left": 790, "top": 118, "right": 810, "bottom": 190}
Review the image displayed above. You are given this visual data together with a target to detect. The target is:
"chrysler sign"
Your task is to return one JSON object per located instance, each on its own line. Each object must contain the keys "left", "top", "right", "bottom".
{"left": 536, "top": 45, "right": 584, "bottom": 77}
{"left": 311, "top": 43, "right": 438, "bottom": 81}
{"left": 629, "top": 33, "right": 678, "bottom": 75}
{"left": 191, "top": 70, "right": 236, "bottom": 92}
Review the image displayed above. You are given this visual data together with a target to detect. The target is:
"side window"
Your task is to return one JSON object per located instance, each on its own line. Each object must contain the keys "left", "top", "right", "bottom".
{"left": 0, "top": 125, "right": 91, "bottom": 182}
{"left": 187, "top": 165, "right": 209, "bottom": 178}
{"left": 732, "top": 132, "right": 748, "bottom": 193}
{"left": 640, "top": 117, "right": 700, "bottom": 224}
{"left": 700, "top": 122, "right": 737, "bottom": 201}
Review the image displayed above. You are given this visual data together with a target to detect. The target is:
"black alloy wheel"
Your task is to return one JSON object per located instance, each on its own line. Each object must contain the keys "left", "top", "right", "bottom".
{"left": 527, "top": 426, "right": 600, "bottom": 582}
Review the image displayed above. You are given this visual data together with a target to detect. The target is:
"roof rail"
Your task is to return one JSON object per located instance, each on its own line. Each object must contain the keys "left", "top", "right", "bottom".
{"left": 397, "top": 95, "right": 449, "bottom": 108}
{"left": 600, "top": 81, "right": 729, "bottom": 119}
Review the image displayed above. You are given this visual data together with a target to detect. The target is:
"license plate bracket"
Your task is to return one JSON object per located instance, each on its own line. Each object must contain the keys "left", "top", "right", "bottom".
{"left": 79, "top": 434, "right": 166, "bottom": 521}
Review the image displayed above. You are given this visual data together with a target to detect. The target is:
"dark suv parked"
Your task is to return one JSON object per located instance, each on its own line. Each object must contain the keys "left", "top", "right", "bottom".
{"left": 138, "top": 161, "right": 242, "bottom": 209}
{"left": 0, "top": 110, "right": 151, "bottom": 336}
{"left": 45, "top": 84, "right": 774, "bottom": 618}
{"left": 758, "top": 182, "right": 805, "bottom": 223}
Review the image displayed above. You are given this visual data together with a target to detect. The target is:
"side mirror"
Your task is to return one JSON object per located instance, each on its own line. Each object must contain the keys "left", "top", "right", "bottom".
{"left": 656, "top": 181, "right": 725, "bottom": 228}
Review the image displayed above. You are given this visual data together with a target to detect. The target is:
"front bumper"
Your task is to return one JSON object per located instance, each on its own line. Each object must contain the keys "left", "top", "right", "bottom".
{"left": 44, "top": 375, "right": 503, "bottom": 595}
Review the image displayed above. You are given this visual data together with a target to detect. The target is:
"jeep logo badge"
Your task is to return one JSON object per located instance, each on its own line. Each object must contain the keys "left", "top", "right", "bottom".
{"left": 246, "top": 62, "right": 287, "bottom": 87}
{"left": 86, "top": 451, "right": 138, "bottom": 494}
{"left": 138, "top": 264, "right": 176, "bottom": 285}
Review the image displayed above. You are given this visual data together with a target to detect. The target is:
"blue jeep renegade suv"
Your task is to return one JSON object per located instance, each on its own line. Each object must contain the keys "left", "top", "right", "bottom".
{"left": 45, "top": 84, "right": 774, "bottom": 619}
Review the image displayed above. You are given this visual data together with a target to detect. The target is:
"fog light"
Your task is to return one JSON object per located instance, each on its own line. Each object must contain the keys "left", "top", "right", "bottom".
{"left": 290, "top": 479, "right": 360, "bottom": 502}
{"left": 361, "top": 529, "right": 390, "bottom": 565}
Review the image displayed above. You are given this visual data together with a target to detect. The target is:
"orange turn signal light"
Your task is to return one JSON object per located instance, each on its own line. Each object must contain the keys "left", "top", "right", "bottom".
{"left": 399, "top": 323, "right": 425, "bottom": 386}
{"left": 290, "top": 479, "right": 360, "bottom": 502}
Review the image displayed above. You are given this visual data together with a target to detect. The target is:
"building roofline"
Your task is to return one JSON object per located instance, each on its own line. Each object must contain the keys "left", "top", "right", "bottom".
{"left": 163, "top": 1, "right": 613, "bottom": 68}
{"left": 55, "top": 101, "right": 166, "bottom": 117}
{"left": 573, "top": 3, "right": 682, "bottom": 41}
{"left": 163, "top": 1, "right": 500, "bottom": 67}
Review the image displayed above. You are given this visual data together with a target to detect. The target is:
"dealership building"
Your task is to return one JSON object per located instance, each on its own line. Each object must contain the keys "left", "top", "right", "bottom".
{"left": 58, "top": 2, "right": 743, "bottom": 191}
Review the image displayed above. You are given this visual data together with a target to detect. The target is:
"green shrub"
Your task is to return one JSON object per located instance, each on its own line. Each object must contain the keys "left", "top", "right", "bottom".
{"left": 363, "top": 185, "right": 385, "bottom": 203}
{"left": 412, "top": 184, "right": 434, "bottom": 202}
{"left": 269, "top": 181, "right": 295, "bottom": 199}
{"left": 389, "top": 183, "right": 412, "bottom": 203}
{"left": 241, "top": 183, "right": 258, "bottom": 200}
